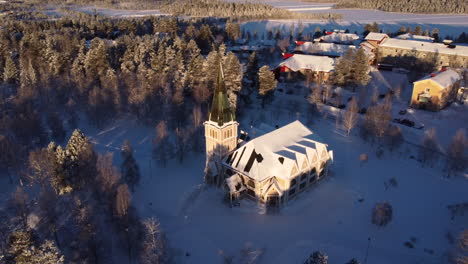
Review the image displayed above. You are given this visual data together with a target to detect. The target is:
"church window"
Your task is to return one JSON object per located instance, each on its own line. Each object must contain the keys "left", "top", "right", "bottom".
{"left": 309, "top": 174, "right": 317, "bottom": 183}
{"left": 300, "top": 174, "right": 307, "bottom": 181}
{"left": 310, "top": 168, "right": 316, "bottom": 176}
{"left": 300, "top": 182, "right": 306, "bottom": 189}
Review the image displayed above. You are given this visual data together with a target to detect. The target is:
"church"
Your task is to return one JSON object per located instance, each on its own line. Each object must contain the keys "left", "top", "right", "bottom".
{"left": 204, "top": 64, "right": 333, "bottom": 207}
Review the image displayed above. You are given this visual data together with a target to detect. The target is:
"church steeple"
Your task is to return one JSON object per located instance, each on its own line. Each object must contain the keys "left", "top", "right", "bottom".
{"left": 208, "top": 63, "right": 235, "bottom": 127}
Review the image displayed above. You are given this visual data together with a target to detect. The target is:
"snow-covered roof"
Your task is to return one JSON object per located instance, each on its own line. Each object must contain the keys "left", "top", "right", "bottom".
{"left": 395, "top": 33, "right": 434, "bottom": 42}
{"left": 365, "top": 32, "right": 389, "bottom": 41}
{"left": 380, "top": 38, "right": 468, "bottom": 57}
{"left": 414, "top": 69, "right": 461, "bottom": 88}
{"left": 294, "top": 42, "right": 355, "bottom": 57}
{"left": 319, "top": 32, "right": 359, "bottom": 44}
{"left": 226, "top": 174, "right": 245, "bottom": 193}
{"left": 223, "top": 121, "right": 330, "bottom": 182}
{"left": 279, "top": 54, "right": 335, "bottom": 72}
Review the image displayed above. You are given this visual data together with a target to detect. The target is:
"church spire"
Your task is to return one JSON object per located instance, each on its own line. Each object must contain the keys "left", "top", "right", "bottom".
{"left": 208, "top": 63, "right": 235, "bottom": 127}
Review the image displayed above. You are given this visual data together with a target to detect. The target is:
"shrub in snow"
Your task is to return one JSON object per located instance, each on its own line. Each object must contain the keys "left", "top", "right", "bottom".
{"left": 304, "top": 251, "right": 328, "bottom": 264}
{"left": 346, "top": 258, "right": 360, "bottom": 264}
{"left": 372, "top": 202, "right": 393, "bottom": 227}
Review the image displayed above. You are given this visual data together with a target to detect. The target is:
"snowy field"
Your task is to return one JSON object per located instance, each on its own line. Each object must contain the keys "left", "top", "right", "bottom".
{"left": 46, "top": 70, "right": 464, "bottom": 263}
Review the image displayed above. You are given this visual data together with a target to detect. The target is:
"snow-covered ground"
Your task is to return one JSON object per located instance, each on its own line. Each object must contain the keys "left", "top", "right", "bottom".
{"left": 69, "top": 70, "right": 467, "bottom": 263}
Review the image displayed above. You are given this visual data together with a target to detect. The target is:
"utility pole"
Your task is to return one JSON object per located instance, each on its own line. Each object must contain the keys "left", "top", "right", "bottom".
{"left": 364, "top": 237, "right": 371, "bottom": 264}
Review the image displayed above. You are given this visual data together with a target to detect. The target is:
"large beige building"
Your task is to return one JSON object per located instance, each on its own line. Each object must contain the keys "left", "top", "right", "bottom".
{"left": 222, "top": 121, "right": 333, "bottom": 207}
{"left": 362, "top": 33, "right": 468, "bottom": 68}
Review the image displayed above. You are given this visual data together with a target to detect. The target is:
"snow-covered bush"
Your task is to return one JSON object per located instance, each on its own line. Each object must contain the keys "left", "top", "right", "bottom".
{"left": 372, "top": 202, "right": 393, "bottom": 227}
{"left": 304, "top": 251, "right": 328, "bottom": 264}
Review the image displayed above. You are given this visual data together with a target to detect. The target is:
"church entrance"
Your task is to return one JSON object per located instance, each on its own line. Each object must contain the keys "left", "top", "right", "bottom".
{"left": 266, "top": 195, "right": 279, "bottom": 208}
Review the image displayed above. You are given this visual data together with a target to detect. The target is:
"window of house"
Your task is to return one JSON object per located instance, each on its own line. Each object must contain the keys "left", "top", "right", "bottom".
{"left": 290, "top": 178, "right": 297, "bottom": 186}
{"left": 300, "top": 182, "right": 306, "bottom": 189}
{"left": 289, "top": 188, "right": 296, "bottom": 196}
{"left": 300, "top": 174, "right": 307, "bottom": 181}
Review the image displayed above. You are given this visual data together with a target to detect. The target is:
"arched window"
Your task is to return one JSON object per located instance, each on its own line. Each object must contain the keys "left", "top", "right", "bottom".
{"left": 310, "top": 168, "right": 317, "bottom": 175}
{"left": 300, "top": 173, "right": 307, "bottom": 181}
{"left": 290, "top": 178, "right": 297, "bottom": 186}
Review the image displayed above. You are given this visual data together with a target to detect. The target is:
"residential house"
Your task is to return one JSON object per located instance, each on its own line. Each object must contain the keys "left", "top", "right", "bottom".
{"left": 411, "top": 69, "right": 461, "bottom": 110}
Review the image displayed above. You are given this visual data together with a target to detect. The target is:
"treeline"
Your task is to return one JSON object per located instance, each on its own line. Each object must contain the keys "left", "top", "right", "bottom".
{"left": 335, "top": 0, "right": 467, "bottom": 14}
{"left": 160, "top": 0, "right": 342, "bottom": 20}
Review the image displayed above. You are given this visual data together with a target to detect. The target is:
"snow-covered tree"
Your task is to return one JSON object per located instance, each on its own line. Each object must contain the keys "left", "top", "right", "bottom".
{"left": 352, "top": 48, "right": 370, "bottom": 88}
{"left": 342, "top": 97, "right": 359, "bottom": 136}
{"left": 3, "top": 55, "right": 18, "bottom": 84}
{"left": 372, "top": 202, "right": 393, "bottom": 227}
{"left": 305, "top": 251, "right": 328, "bottom": 264}
{"left": 223, "top": 52, "right": 242, "bottom": 110}
{"left": 258, "top": 65, "right": 277, "bottom": 108}
{"left": 139, "top": 218, "right": 168, "bottom": 264}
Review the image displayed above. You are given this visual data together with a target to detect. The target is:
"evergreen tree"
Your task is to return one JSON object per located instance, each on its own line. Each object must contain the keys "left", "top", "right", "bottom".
{"left": 7, "top": 230, "right": 35, "bottom": 264}
{"left": 84, "top": 39, "right": 110, "bottom": 82}
{"left": 245, "top": 51, "right": 259, "bottom": 95}
{"left": 333, "top": 48, "right": 354, "bottom": 86}
{"left": 29, "top": 240, "right": 64, "bottom": 264}
{"left": 3, "top": 55, "right": 18, "bottom": 84}
{"left": 432, "top": 28, "right": 440, "bottom": 42}
{"left": 226, "top": 22, "right": 241, "bottom": 42}
{"left": 313, "top": 26, "right": 322, "bottom": 39}
{"left": 352, "top": 48, "right": 371, "bottom": 88}
{"left": 414, "top": 25, "right": 423, "bottom": 35}
{"left": 121, "top": 140, "right": 140, "bottom": 192}
{"left": 258, "top": 65, "right": 277, "bottom": 108}
{"left": 305, "top": 251, "right": 328, "bottom": 264}
{"left": 223, "top": 52, "right": 242, "bottom": 110}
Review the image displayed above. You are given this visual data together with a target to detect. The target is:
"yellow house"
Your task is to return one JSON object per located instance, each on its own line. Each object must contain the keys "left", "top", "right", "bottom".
{"left": 411, "top": 69, "right": 461, "bottom": 111}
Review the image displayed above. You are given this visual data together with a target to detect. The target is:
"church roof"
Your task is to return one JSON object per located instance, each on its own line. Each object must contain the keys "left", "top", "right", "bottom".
{"left": 208, "top": 63, "right": 235, "bottom": 127}
{"left": 223, "top": 121, "right": 330, "bottom": 182}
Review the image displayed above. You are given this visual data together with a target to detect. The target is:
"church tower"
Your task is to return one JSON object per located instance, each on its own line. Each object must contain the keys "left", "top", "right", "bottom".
{"left": 204, "top": 63, "right": 238, "bottom": 184}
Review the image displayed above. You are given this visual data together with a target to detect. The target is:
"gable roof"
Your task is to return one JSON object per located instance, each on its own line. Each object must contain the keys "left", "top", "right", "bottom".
{"left": 414, "top": 69, "right": 461, "bottom": 88}
{"left": 294, "top": 42, "right": 355, "bottom": 57}
{"left": 208, "top": 63, "right": 235, "bottom": 126}
{"left": 319, "top": 32, "right": 359, "bottom": 44}
{"left": 380, "top": 38, "right": 468, "bottom": 57}
{"left": 223, "top": 121, "right": 329, "bottom": 182}
{"left": 365, "top": 32, "right": 389, "bottom": 42}
{"left": 279, "top": 54, "right": 335, "bottom": 72}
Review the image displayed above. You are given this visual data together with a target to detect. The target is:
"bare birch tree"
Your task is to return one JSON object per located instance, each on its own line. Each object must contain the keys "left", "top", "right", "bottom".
{"left": 342, "top": 97, "right": 359, "bottom": 136}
